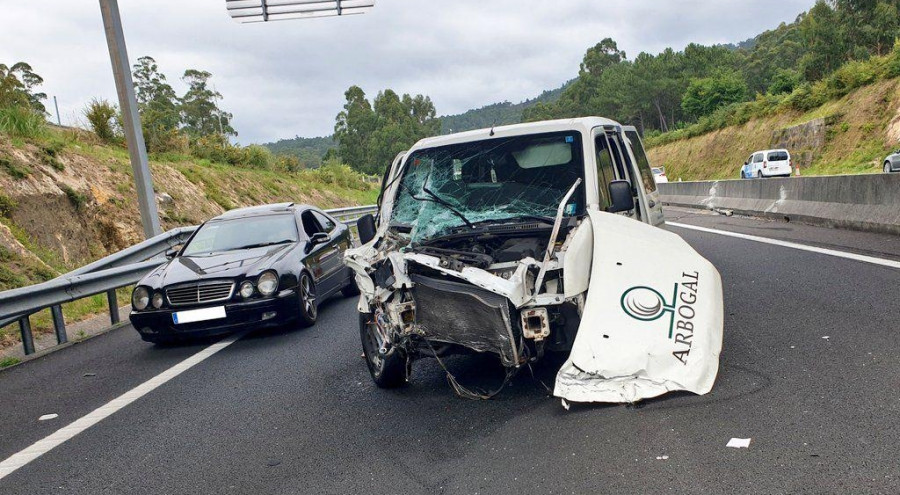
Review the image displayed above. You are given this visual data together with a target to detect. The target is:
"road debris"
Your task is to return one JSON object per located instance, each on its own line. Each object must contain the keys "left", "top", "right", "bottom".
{"left": 38, "top": 414, "right": 58, "bottom": 421}
{"left": 726, "top": 438, "right": 751, "bottom": 448}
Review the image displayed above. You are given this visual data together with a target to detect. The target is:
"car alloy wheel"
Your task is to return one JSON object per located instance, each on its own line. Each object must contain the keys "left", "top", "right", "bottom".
{"left": 886, "top": 162, "right": 892, "bottom": 173}
{"left": 297, "top": 272, "right": 317, "bottom": 326}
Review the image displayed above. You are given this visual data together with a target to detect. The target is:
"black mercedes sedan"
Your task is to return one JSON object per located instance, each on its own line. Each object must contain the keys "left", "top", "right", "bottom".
{"left": 129, "top": 203, "right": 359, "bottom": 344}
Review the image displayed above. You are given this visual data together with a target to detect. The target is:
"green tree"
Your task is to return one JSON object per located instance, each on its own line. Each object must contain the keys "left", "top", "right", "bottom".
{"left": 681, "top": 70, "right": 749, "bottom": 119}
{"left": 334, "top": 86, "right": 439, "bottom": 175}
{"left": 334, "top": 85, "right": 376, "bottom": 173}
{"left": 0, "top": 62, "right": 46, "bottom": 113}
{"left": 132, "top": 56, "right": 181, "bottom": 151}
{"left": 179, "top": 69, "right": 235, "bottom": 138}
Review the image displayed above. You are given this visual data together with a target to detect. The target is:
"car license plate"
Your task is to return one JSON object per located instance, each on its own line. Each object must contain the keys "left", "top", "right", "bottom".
{"left": 172, "top": 306, "right": 226, "bottom": 324}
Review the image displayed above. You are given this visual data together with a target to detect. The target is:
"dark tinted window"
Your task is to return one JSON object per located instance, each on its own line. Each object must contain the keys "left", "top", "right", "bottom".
{"left": 767, "top": 151, "right": 789, "bottom": 161}
{"left": 312, "top": 211, "right": 336, "bottom": 232}
{"left": 753, "top": 153, "right": 764, "bottom": 163}
{"left": 300, "top": 210, "right": 324, "bottom": 237}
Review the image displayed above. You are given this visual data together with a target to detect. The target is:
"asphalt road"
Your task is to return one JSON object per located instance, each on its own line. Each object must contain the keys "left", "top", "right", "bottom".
{"left": 1, "top": 209, "right": 898, "bottom": 494}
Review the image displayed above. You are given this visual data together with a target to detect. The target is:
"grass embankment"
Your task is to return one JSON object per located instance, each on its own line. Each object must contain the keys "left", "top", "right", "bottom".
{"left": 646, "top": 78, "right": 900, "bottom": 180}
{"left": 0, "top": 125, "right": 378, "bottom": 353}
{"left": 645, "top": 46, "right": 900, "bottom": 180}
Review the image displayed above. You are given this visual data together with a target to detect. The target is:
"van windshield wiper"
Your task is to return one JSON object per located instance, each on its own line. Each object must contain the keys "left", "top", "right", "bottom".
{"left": 401, "top": 183, "right": 475, "bottom": 231}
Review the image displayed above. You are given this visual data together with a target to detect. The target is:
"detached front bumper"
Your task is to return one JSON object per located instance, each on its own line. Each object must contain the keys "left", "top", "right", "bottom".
{"left": 129, "top": 289, "right": 298, "bottom": 342}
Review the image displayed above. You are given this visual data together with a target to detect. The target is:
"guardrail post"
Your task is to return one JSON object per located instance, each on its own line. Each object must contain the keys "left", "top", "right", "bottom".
{"left": 19, "top": 317, "right": 35, "bottom": 355}
{"left": 51, "top": 305, "right": 68, "bottom": 344}
{"left": 107, "top": 289, "right": 120, "bottom": 324}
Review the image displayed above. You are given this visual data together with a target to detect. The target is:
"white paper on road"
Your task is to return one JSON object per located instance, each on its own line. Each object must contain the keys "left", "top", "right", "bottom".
{"left": 554, "top": 211, "right": 724, "bottom": 403}
{"left": 727, "top": 438, "right": 752, "bottom": 448}
{"left": 37, "top": 414, "right": 58, "bottom": 421}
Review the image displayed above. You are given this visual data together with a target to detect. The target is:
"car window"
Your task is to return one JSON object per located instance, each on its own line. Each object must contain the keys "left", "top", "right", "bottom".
{"left": 300, "top": 210, "right": 325, "bottom": 237}
{"left": 312, "top": 211, "right": 336, "bottom": 232}
{"left": 768, "top": 151, "right": 789, "bottom": 161}
{"left": 181, "top": 214, "right": 298, "bottom": 255}
{"left": 753, "top": 153, "right": 764, "bottom": 163}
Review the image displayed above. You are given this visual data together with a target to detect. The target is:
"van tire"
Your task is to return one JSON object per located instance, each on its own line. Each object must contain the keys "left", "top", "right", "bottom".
{"left": 359, "top": 311, "right": 407, "bottom": 388}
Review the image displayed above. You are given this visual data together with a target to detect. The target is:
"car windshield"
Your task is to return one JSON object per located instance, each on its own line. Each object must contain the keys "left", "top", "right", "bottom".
{"left": 391, "top": 131, "right": 586, "bottom": 242}
{"left": 768, "top": 151, "right": 789, "bottom": 161}
{"left": 181, "top": 214, "right": 298, "bottom": 256}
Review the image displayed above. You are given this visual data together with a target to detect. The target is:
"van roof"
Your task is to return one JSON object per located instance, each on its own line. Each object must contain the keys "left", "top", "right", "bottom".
{"left": 409, "top": 117, "right": 624, "bottom": 152}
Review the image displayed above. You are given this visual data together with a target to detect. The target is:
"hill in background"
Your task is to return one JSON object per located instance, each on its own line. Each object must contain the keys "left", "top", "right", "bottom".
{"left": 260, "top": 82, "right": 569, "bottom": 164}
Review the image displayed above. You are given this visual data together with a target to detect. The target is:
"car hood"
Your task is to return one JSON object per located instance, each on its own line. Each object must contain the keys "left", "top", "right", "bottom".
{"left": 144, "top": 244, "right": 293, "bottom": 287}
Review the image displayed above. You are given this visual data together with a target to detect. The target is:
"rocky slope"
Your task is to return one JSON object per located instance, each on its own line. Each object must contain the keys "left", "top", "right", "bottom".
{"left": 646, "top": 79, "right": 900, "bottom": 180}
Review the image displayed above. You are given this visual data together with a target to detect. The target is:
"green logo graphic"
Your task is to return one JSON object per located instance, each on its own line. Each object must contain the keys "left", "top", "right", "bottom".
{"left": 621, "top": 284, "right": 678, "bottom": 338}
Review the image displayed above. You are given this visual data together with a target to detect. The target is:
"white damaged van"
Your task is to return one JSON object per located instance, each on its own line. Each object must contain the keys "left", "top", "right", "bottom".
{"left": 345, "top": 117, "right": 724, "bottom": 404}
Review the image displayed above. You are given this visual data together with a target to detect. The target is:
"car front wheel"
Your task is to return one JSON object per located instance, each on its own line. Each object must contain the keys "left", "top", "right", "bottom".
{"left": 359, "top": 311, "right": 407, "bottom": 388}
{"left": 297, "top": 272, "right": 317, "bottom": 327}
{"left": 886, "top": 162, "right": 892, "bottom": 173}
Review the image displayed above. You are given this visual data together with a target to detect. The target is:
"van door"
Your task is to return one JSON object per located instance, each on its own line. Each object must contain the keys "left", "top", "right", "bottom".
{"left": 621, "top": 126, "right": 664, "bottom": 226}
{"left": 592, "top": 127, "right": 640, "bottom": 220}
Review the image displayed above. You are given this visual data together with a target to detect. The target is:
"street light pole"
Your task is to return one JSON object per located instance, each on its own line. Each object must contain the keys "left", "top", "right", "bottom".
{"left": 98, "top": 0, "right": 161, "bottom": 239}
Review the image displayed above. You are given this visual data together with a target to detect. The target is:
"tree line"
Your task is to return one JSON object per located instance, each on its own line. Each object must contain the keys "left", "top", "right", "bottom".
{"left": 523, "top": 0, "right": 900, "bottom": 134}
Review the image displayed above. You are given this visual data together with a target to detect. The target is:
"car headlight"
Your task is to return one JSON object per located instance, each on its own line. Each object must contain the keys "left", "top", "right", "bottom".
{"left": 257, "top": 271, "right": 278, "bottom": 296}
{"left": 239, "top": 281, "right": 255, "bottom": 299}
{"left": 132, "top": 287, "right": 150, "bottom": 311}
{"left": 151, "top": 292, "right": 164, "bottom": 309}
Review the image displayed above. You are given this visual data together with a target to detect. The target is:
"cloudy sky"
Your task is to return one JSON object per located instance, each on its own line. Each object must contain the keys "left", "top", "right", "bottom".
{"left": 1, "top": 0, "right": 813, "bottom": 144}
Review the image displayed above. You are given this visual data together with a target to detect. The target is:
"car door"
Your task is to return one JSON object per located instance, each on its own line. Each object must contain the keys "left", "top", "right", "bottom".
{"left": 311, "top": 209, "right": 351, "bottom": 290}
{"left": 299, "top": 209, "right": 339, "bottom": 296}
{"left": 752, "top": 152, "right": 764, "bottom": 177}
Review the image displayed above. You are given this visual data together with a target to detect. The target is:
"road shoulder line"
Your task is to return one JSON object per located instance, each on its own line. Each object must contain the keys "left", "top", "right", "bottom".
{"left": 0, "top": 331, "right": 246, "bottom": 482}
{"left": 667, "top": 221, "right": 900, "bottom": 269}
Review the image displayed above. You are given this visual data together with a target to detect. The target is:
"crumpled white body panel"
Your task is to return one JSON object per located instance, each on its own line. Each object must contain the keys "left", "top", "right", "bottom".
{"left": 555, "top": 211, "right": 724, "bottom": 403}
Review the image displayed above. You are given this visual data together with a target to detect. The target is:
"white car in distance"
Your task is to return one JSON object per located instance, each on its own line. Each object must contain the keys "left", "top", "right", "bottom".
{"left": 652, "top": 167, "right": 668, "bottom": 183}
{"left": 741, "top": 149, "right": 792, "bottom": 178}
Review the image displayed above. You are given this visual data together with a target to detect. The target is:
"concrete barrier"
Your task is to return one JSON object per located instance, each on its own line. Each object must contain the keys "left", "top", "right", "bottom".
{"left": 658, "top": 174, "right": 900, "bottom": 235}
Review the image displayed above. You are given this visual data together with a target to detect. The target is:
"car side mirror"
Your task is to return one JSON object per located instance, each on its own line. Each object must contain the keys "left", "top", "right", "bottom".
{"left": 165, "top": 245, "right": 181, "bottom": 259}
{"left": 357, "top": 214, "right": 377, "bottom": 245}
{"left": 305, "top": 232, "right": 329, "bottom": 253}
{"left": 607, "top": 180, "right": 635, "bottom": 213}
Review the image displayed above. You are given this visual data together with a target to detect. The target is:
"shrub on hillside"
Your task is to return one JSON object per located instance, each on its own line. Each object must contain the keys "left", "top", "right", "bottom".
{"left": 84, "top": 99, "right": 121, "bottom": 143}
{"left": 0, "top": 105, "right": 46, "bottom": 138}
{"left": 304, "top": 160, "right": 370, "bottom": 191}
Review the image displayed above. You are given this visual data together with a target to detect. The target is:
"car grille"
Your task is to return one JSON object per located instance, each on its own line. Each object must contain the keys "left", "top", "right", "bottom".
{"left": 165, "top": 281, "right": 235, "bottom": 307}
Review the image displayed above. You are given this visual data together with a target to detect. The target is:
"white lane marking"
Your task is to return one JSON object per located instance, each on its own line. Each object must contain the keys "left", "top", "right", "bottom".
{"left": 667, "top": 222, "right": 900, "bottom": 270}
{"left": 0, "top": 332, "right": 246, "bottom": 481}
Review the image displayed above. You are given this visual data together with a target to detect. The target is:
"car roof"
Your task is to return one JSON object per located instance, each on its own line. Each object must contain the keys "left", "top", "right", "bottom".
{"left": 754, "top": 149, "right": 790, "bottom": 154}
{"left": 408, "top": 117, "right": 623, "bottom": 152}
{"left": 214, "top": 202, "right": 310, "bottom": 220}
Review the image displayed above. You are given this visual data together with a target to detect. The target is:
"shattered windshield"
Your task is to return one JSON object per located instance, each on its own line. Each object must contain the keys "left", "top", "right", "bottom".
{"left": 391, "top": 131, "right": 586, "bottom": 242}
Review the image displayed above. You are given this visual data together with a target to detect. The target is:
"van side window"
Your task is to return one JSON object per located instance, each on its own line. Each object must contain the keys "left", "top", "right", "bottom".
{"left": 623, "top": 130, "right": 657, "bottom": 194}
{"left": 753, "top": 153, "right": 764, "bottom": 163}
{"left": 595, "top": 136, "right": 615, "bottom": 209}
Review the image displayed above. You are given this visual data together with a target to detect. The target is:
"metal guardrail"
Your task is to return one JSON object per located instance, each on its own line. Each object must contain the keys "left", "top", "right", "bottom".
{"left": 0, "top": 205, "right": 377, "bottom": 356}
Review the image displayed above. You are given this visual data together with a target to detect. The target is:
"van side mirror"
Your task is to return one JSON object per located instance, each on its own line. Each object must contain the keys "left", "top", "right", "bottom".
{"left": 357, "top": 214, "right": 377, "bottom": 245}
{"left": 607, "top": 180, "right": 635, "bottom": 213}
